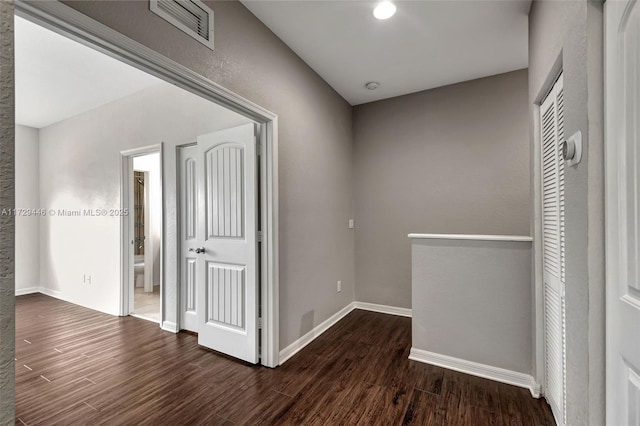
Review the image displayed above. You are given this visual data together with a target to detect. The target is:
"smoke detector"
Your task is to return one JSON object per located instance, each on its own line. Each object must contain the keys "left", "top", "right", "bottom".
{"left": 365, "top": 82, "right": 380, "bottom": 90}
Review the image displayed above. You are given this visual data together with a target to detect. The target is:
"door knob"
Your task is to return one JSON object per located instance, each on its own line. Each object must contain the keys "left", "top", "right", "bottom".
{"left": 195, "top": 247, "right": 205, "bottom": 254}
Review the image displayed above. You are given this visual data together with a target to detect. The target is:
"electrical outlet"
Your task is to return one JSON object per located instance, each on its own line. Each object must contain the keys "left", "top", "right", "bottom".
{"left": 348, "top": 219, "right": 355, "bottom": 229}
{"left": 337, "top": 280, "right": 342, "bottom": 293}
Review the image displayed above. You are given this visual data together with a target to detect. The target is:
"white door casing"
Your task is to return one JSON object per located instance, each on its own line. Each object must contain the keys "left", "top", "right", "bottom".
{"left": 179, "top": 144, "right": 198, "bottom": 332}
{"left": 196, "top": 123, "right": 259, "bottom": 363}
{"left": 606, "top": 1, "right": 640, "bottom": 424}
{"left": 540, "top": 74, "right": 567, "bottom": 426}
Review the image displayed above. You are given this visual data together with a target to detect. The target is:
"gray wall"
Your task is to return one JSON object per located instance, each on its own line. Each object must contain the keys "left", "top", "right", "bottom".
{"left": 353, "top": 70, "right": 530, "bottom": 308}
{"left": 0, "top": 0, "right": 15, "bottom": 422}
{"left": 528, "top": 1, "right": 604, "bottom": 424}
{"left": 59, "top": 0, "right": 356, "bottom": 349}
{"left": 15, "top": 125, "right": 39, "bottom": 293}
{"left": 411, "top": 238, "right": 532, "bottom": 375}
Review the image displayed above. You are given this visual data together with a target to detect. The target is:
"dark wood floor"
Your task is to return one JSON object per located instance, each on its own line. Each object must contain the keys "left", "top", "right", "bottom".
{"left": 15, "top": 294, "right": 554, "bottom": 425}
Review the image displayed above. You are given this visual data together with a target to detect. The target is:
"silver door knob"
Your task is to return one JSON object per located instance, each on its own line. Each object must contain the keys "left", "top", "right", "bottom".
{"left": 195, "top": 247, "right": 205, "bottom": 254}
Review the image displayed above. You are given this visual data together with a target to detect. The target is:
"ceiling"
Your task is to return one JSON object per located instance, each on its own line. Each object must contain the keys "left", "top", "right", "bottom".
{"left": 15, "top": 16, "right": 161, "bottom": 129}
{"left": 15, "top": 2, "right": 531, "bottom": 122}
{"left": 241, "top": 0, "right": 531, "bottom": 105}
{"left": 16, "top": 17, "right": 253, "bottom": 131}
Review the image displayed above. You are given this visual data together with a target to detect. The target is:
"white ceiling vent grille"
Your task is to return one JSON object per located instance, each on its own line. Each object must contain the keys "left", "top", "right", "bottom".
{"left": 150, "top": 0, "right": 214, "bottom": 50}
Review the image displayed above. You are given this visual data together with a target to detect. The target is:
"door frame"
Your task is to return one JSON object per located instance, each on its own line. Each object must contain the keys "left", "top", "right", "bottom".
{"left": 16, "top": 0, "right": 280, "bottom": 368}
{"left": 604, "top": 0, "right": 634, "bottom": 422}
{"left": 120, "top": 145, "right": 163, "bottom": 321}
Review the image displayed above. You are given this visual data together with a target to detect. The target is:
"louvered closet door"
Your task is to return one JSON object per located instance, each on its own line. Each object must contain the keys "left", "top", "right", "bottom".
{"left": 540, "top": 74, "right": 566, "bottom": 426}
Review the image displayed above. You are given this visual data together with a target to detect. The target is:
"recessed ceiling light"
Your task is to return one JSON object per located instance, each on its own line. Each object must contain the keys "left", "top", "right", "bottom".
{"left": 373, "top": 1, "right": 396, "bottom": 20}
{"left": 365, "top": 82, "right": 380, "bottom": 90}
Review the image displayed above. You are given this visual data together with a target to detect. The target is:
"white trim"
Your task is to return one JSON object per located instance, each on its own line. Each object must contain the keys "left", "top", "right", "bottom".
{"left": 353, "top": 301, "right": 412, "bottom": 317}
{"left": 130, "top": 313, "right": 160, "bottom": 324}
{"left": 605, "top": 2, "right": 635, "bottom": 423}
{"left": 38, "top": 286, "right": 64, "bottom": 301}
{"left": 409, "top": 348, "right": 541, "bottom": 398}
{"left": 120, "top": 154, "right": 134, "bottom": 316}
{"left": 20, "top": 288, "right": 177, "bottom": 334}
{"left": 279, "top": 301, "right": 412, "bottom": 365}
{"left": 260, "top": 119, "right": 279, "bottom": 368}
{"left": 15, "top": 287, "right": 40, "bottom": 296}
{"left": 15, "top": 0, "right": 280, "bottom": 368}
{"left": 532, "top": 99, "right": 546, "bottom": 408}
{"left": 120, "top": 145, "right": 163, "bottom": 158}
{"left": 279, "top": 302, "right": 356, "bottom": 365}
{"left": 408, "top": 233, "right": 533, "bottom": 242}
{"left": 161, "top": 320, "right": 179, "bottom": 333}
{"left": 23, "top": 288, "right": 117, "bottom": 316}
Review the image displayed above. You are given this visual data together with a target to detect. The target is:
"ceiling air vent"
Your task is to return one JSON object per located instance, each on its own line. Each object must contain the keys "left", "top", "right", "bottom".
{"left": 150, "top": 0, "right": 214, "bottom": 50}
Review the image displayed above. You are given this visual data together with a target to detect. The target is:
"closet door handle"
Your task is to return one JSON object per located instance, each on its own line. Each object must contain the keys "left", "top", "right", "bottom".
{"left": 194, "top": 247, "right": 205, "bottom": 254}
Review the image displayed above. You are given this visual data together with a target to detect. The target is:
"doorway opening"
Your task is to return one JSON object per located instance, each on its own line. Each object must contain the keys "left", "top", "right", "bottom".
{"left": 17, "top": 0, "right": 279, "bottom": 368}
{"left": 130, "top": 152, "right": 162, "bottom": 322}
{"left": 120, "top": 146, "right": 163, "bottom": 323}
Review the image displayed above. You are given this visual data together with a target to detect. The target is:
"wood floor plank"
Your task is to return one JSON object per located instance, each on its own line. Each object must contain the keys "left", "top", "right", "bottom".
{"left": 409, "top": 361, "right": 445, "bottom": 396}
{"left": 321, "top": 380, "right": 385, "bottom": 425}
{"left": 402, "top": 389, "right": 439, "bottom": 425}
{"left": 443, "top": 369, "right": 502, "bottom": 412}
{"left": 357, "top": 381, "right": 413, "bottom": 425}
{"left": 15, "top": 294, "right": 556, "bottom": 425}
{"left": 498, "top": 382, "right": 555, "bottom": 426}
{"left": 459, "top": 405, "right": 504, "bottom": 426}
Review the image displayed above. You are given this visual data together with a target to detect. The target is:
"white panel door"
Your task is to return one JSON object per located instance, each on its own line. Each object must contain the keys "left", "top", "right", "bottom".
{"left": 540, "top": 74, "right": 566, "bottom": 426}
{"left": 606, "top": 2, "right": 640, "bottom": 424}
{"left": 196, "top": 123, "right": 258, "bottom": 364}
{"left": 179, "top": 145, "right": 198, "bottom": 333}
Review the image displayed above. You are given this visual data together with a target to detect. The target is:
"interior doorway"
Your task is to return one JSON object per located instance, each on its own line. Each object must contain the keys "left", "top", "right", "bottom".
{"left": 130, "top": 152, "right": 161, "bottom": 322}
{"left": 178, "top": 124, "right": 260, "bottom": 363}
{"left": 121, "top": 145, "right": 163, "bottom": 323}
{"left": 16, "top": 0, "right": 280, "bottom": 368}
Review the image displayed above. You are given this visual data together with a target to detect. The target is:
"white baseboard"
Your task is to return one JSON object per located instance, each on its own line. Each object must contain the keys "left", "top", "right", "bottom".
{"left": 279, "top": 302, "right": 356, "bottom": 365}
{"left": 22, "top": 287, "right": 119, "bottom": 316}
{"left": 354, "top": 301, "right": 412, "bottom": 317}
{"left": 279, "top": 301, "right": 413, "bottom": 365}
{"left": 161, "top": 321, "right": 178, "bottom": 333}
{"left": 15, "top": 286, "right": 40, "bottom": 296}
{"left": 38, "top": 286, "right": 65, "bottom": 301}
{"left": 409, "top": 348, "right": 541, "bottom": 398}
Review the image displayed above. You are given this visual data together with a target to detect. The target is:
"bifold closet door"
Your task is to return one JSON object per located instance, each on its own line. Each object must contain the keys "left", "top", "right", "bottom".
{"left": 540, "top": 73, "right": 566, "bottom": 426}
